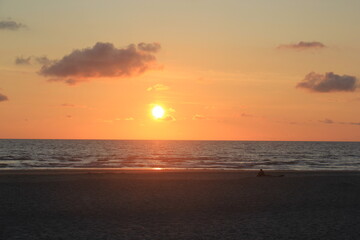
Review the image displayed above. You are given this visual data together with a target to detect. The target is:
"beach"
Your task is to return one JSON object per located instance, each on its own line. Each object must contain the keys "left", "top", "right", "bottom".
{"left": 0, "top": 170, "right": 359, "bottom": 239}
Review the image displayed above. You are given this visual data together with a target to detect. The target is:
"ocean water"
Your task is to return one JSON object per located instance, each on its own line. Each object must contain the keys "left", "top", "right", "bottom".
{"left": 0, "top": 139, "right": 359, "bottom": 170}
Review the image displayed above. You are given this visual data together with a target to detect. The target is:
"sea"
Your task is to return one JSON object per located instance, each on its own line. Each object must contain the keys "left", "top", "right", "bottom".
{"left": 0, "top": 139, "right": 359, "bottom": 170}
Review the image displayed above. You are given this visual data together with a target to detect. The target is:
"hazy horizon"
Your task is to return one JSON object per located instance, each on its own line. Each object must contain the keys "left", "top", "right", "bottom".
{"left": 1, "top": 138, "right": 359, "bottom": 143}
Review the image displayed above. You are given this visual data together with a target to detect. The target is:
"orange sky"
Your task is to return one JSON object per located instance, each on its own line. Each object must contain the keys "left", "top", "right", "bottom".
{"left": 1, "top": 0, "right": 360, "bottom": 141}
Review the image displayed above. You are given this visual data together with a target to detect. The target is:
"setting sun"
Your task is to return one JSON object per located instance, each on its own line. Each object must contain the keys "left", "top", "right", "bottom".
{"left": 152, "top": 105, "right": 165, "bottom": 119}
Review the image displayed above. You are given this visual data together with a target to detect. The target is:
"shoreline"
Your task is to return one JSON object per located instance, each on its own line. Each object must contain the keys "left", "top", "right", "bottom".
{"left": 1, "top": 168, "right": 360, "bottom": 175}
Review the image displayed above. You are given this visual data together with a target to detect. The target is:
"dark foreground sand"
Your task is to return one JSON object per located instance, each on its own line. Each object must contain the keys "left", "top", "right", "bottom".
{"left": 0, "top": 170, "right": 360, "bottom": 240}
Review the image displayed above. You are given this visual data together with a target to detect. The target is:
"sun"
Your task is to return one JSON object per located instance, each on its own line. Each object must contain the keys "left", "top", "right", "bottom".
{"left": 152, "top": 105, "right": 165, "bottom": 119}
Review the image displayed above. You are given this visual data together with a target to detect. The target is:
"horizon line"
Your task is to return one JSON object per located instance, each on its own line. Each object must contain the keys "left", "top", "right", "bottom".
{"left": 0, "top": 138, "right": 359, "bottom": 143}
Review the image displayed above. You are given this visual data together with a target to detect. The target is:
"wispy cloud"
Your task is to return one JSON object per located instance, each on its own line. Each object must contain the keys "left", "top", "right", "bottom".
{"left": 35, "top": 56, "right": 52, "bottom": 65}
{"left": 158, "top": 107, "right": 176, "bottom": 121}
{"left": 0, "top": 92, "right": 8, "bottom": 102}
{"left": 137, "top": 42, "right": 161, "bottom": 52}
{"left": 296, "top": 72, "right": 358, "bottom": 93}
{"left": 0, "top": 20, "right": 26, "bottom": 31}
{"left": 61, "top": 103, "right": 76, "bottom": 107}
{"left": 162, "top": 115, "right": 176, "bottom": 121}
{"left": 319, "top": 119, "right": 360, "bottom": 126}
{"left": 319, "top": 119, "right": 334, "bottom": 124}
{"left": 278, "top": 41, "right": 325, "bottom": 50}
{"left": 15, "top": 56, "right": 53, "bottom": 66}
{"left": 192, "top": 114, "right": 207, "bottom": 120}
{"left": 49, "top": 78, "right": 79, "bottom": 85}
{"left": 39, "top": 42, "right": 162, "bottom": 85}
{"left": 345, "top": 122, "right": 360, "bottom": 126}
{"left": 147, "top": 83, "right": 169, "bottom": 91}
{"left": 240, "top": 113, "right": 253, "bottom": 118}
{"left": 15, "top": 56, "right": 31, "bottom": 65}
{"left": 59, "top": 103, "right": 92, "bottom": 109}
{"left": 101, "top": 117, "right": 136, "bottom": 123}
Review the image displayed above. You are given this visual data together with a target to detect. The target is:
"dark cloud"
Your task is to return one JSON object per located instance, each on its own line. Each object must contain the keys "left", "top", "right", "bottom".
{"left": 0, "top": 93, "right": 8, "bottom": 102}
{"left": 0, "top": 20, "right": 26, "bottom": 30}
{"left": 296, "top": 72, "right": 358, "bottom": 93}
{"left": 15, "top": 56, "right": 31, "bottom": 65}
{"left": 278, "top": 41, "right": 325, "bottom": 50}
{"left": 39, "top": 42, "right": 161, "bottom": 85}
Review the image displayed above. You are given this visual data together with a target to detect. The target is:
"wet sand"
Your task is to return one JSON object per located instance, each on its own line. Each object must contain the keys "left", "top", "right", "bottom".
{"left": 0, "top": 169, "right": 360, "bottom": 239}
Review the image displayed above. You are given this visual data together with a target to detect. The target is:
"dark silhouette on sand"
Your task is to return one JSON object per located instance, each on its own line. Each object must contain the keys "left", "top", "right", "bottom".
{"left": 257, "top": 169, "right": 284, "bottom": 177}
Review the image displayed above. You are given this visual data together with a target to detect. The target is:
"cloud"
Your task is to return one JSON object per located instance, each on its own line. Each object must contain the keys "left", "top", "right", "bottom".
{"left": 15, "top": 56, "right": 31, "bottom": 65}
{"left": 347, "top": 122, "right": 360, "bottom": 126}
{"left": 319, "top": 119, "right": 334, "bottom": 124}
{"left": 0, "top": 20, "right": 26, "bottom": 30}
{"left": 35, "top": 56, "right": 53, "bottom": 65}
{"left": 296, "top": 72, "right": 358, "bottom": 93}
{"left": 319, "top": 119, "right": 360, "bottom": 126}
{"left": 15, "top": 56, "right": 54, "bottom": 65}
{"left": 240, "top": 113, "right": 253, "bottom": 118}
{"left": 147, "top": 83, "right": 169, "bottom": 91}
{"left": 60, "top": 103, "right": 92, "bottom": 109}
{"left": 39, "top": 42, "right": 161, "bottom": 85}
{"left": 160, "top": 107, "right": 176, "bottom": 121}
{"left": 162, "top": 115, "right": 176, "bottom": 121}
{"left": 192, "top": 114, "right": 207, "bottom": 120}
{"left": 0, "top": 93, "right": 8, "bottom": 102}
{"left": 137, "top": 42, "right": 161, "bottom": 52}
{"left": 49, "top": 78, "right": 79, "bottom": 85}
{"left": 124, "top": 117, "right": 134, "bottom": 121}
{"left": 61, "top": 103, "right": 76, "bottom": 107}
{"left": 278, "top": 41, "right": 325, "bottom": 50}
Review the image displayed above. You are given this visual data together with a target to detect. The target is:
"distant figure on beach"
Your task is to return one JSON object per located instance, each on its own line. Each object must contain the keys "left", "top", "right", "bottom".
{"left": 257, "top": 169, "right": 284, "bottom": 177}
{"left": 257, "top": 169, "right": 265, "bottom": 177}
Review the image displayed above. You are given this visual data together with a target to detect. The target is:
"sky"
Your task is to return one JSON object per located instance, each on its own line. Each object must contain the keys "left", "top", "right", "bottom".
{"left": 0, "top": 0, "right": 360, "bottom": 141}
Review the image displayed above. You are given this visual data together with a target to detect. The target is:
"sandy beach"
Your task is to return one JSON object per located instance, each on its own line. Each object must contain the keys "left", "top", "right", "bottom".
{"left": 0, "top": 169, "right": 359, "bottom": 240}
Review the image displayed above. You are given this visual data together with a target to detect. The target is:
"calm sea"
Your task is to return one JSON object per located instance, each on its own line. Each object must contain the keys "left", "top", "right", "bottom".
{"left": 0, "top": 139, "right": 359, "bottom": 170}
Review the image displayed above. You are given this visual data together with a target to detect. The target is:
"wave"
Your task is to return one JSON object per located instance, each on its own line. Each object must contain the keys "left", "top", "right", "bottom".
{"left": 0, "top": 140, "right": 359, "bottom": 170}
